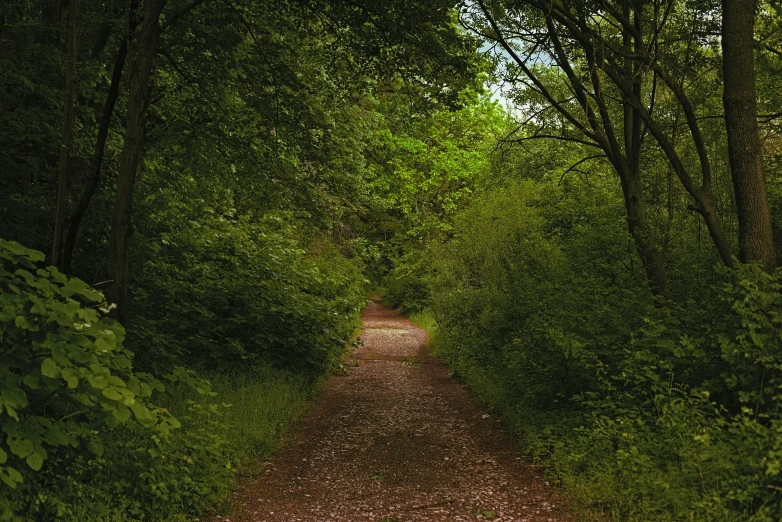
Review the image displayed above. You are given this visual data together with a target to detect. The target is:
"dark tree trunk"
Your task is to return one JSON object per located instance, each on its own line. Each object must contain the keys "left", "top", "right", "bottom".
{"left": 722, "top": 0, "right": 775, "bottom": 270}
{"left": 622, "top": 5, "right": 669, "bottom": 297}
{"left": 624, "top": 174, "right": 670, "bottom": 298}
{"left": 699, "top": 192, "right": 735, "bottom": 266}
{"left": 51, "top": 0, "right": 76, "bottom": 269}
{"left": 106, "top": 0, "right": 164, "bottom": 321}
{"left": 62, "top": 39, "right": 129, "bottom": 274}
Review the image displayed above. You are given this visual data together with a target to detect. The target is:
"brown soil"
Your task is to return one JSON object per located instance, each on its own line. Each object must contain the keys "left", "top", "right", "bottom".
{"left": 214, "top": 299, "right": 575, "bottom": 522}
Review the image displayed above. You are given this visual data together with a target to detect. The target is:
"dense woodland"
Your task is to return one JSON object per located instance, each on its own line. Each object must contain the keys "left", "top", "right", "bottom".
{"left": 1, "top": 0, "right": 782, "bottom": 520}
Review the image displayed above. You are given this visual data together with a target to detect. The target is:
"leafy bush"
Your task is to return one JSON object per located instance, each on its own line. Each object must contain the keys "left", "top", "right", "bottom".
{"left": 383, "top": 250, "right": 432, "bottom": 314}
{"left": 0, "top": 238, "right": 182, "bottom": 518}
{"left": 130, "top": 209, "right": 366, "bottom": 373}
{"left": 409, "top": 183, "right": 782, "bottom": 520}
{"left": 428, "top": 183, "right": 645, "bottom": 410}
{"left": 7, "top": 366, "right": 314, "bottom": 522}
{"left": 0, "top": 237, "right": 324, "bottom": 520}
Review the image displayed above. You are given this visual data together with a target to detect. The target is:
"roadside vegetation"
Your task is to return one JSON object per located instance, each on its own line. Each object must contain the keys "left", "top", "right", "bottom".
{"left": 0, "top": 0, "right": 484, "bottom": 519}
{"left": 382, "top": 2, "right": 782, "bottom": 520}
{"left": 3, "top": 0, "right": 782, "bottom": 521}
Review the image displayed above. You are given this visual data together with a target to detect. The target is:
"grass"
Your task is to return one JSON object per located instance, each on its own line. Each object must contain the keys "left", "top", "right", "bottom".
{"left": 170, "top": 366, "right": 318, "bottom": 517}
{"left": 202, "top": 367, "right": 315, "bottom": 467}
{"left": 407, "top": 309, "right": 438, "bottom": 338}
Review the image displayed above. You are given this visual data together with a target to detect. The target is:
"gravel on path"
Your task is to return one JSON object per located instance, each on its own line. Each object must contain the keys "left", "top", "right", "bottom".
{"left": 214, "top": 299, "right": 575, "bottom": 522}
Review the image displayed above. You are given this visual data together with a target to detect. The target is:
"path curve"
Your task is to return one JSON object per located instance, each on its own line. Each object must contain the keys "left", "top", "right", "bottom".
{"left": 218, "top": 299, "right": 574, "bottom": 522}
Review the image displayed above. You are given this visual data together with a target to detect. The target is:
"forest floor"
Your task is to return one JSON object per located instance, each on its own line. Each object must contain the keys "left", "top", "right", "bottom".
{"left": 212, "top": 298, "right": 574, "bottom": 522}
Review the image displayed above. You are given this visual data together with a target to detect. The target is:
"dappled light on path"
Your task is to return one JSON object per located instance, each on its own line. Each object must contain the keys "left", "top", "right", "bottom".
{"left": 219, "top": 299, "right": 573, "bottom": 521}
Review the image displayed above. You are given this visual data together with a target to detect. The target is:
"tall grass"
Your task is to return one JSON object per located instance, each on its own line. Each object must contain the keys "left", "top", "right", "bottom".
{"left": 198, "top": 367, "right": 315, "bottom": 466}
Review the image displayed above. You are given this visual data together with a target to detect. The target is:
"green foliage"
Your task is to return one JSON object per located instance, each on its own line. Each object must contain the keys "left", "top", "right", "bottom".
{"left": 429, "top": 182, "right": 646, "bottom": 407}
{"left": 383, "top": 251, "right": 433, "bottom": 314}
{"left": 399, "top": 179, "right": 782, "bottom": 520}
{"left": 383, "top": 95, "right": 502, "bottom": 238}
{"left": 0, "top": 238, "right": 320, "bottom": 521}
{"left": 374, "top": 93, "right": 503, "bottom": 306}
{"left": 6, "top": 366, "right": 312, "bottom": 522}
{"left": 130, "top": 205, "right": 365, "bottom": 373}
{"left": 0, "top": 0, "right": 489, "bottom": 518}
{"left": 0, "top": 239, "right": 182, "bottom": 516}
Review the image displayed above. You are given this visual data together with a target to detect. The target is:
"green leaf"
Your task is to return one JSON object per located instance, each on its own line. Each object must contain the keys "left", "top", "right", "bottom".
{"left": 61, "top": 368, "right": 79, "bottom": 389}
{"left": 94, "top": 337, "right": 113, "bottom": 352}
{"left": 1, "top": 388, "right": 27, "bottom": 409}
{"left": 14, "top": 315, "right": 38, "bottom": 331}
{"left": 87, "top": 374, "right": 108, "bottom": 390}
{"left": 102, "top": 387, "right": 123, "bottom": 401}
{"left": 52, "top": 347, "right": 71, "bottom": 367}
{"left": 111, "top": 406, "right": 131, "bottom": 423}
{"left": 107, "top": 375, "right": 126, "bottom": 387}
{"left": 1, "top": 240, "right": 44, "bottom": 261}
{"left": 4, "top": 404, "right": 18, "bottom": 421}
{"left": 86, "top": 441, "right": 104, "bottom": 457}
{"left": 40, "top": 358, "right": 59, "bottom": 378}
{"left": 25, "top": 451, "right": 43, "bottom": 471}
{"left": 22, "top": 374, "right": 41, "bottom": 390}
{"left": 130, "top": 402, "right": 151, "bottom": 421}
{"left": 0, "top": 466, "right": 23, "bottom": 488}
{"left": 113, "top": 354, "right": 131, "bottom": 369}
{"left": 63, "top": 278, "right": 88, "bottom": 295}
{"left": 29, "top": 300, "right": 47, "bottom": 315}
{"left": 8, "top": 438, "right": 34, "bottom": 459}
{"left": 89, "top": 363, "right": 110, "bottom": 377}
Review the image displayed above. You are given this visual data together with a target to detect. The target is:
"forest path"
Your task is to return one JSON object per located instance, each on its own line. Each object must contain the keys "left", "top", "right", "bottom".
{"left": 217, "top": 298, "right": 574, "bottom": 522}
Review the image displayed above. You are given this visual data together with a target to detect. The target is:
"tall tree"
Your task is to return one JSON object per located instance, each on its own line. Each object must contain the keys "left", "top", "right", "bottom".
{"left": 473, "top": 0, "right": 673, "bottom": 294}
{"left": 62, "top": 36, "right": 129, "bottom": 274}
{"left": 107, "top": 0, "right": 164, "bottom": 320}
{"left": 469, "top": 0, "right": 740, "bottom": 295}
{"left": 722, "top": 0, "right": 775, "bottom": 270}
{"left": 51, "top": 0, "right": 77, "bottom": 269}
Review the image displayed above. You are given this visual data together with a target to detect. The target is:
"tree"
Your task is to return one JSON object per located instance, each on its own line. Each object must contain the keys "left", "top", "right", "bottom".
{"left": 722, "top": 0, "right": 775, "bottom": 270}
{"left": 468, "top": 0, "right": 740, "bottom": 295}
{"left": 61, "top": 9, "right": 139, "bottom": 274}
{"left": 50, "top": 0, "right": 76, "bottom": 269}
{"left": 106, "top": 0, "right": 164, "bottom": 320}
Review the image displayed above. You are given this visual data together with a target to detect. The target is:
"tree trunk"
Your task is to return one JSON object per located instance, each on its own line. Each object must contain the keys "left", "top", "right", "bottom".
{"left": 699, "top": 192, "right": 735, "bottom": 267}
{"left": 622, "top": 5, "right": 670, "bottom": 298}
{"left": 722, "top": 0, "right": 775, "bottom": 270}
{"left": 106, "top": 0, "right": 164, "bottom": 321}
{"left": 51, "top": 0, "right": 76, "bottom": 270}
{"left": 63, "top": 39, "right": 129, "bottom": 274}
{"left": 623, "top": 169, "right": 670, "bottom": 298}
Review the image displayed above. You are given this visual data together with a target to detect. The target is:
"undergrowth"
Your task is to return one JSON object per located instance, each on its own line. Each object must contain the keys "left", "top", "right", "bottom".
{"left": 388, "top": 183, "right": 782, "bottom": 521}
{"left": 7, "top": 367, "right": 315, "bottom": 522}
{"left": 0, "top": 238, "right": 355, "bottom": 521}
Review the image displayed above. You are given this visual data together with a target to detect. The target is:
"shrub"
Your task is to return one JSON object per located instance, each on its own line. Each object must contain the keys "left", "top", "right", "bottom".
{"left": 383, "top": 250, "right": 432, "bottom": 313}
{"left": 130, "top": 210, "right": 365, "bottom": 373}
{"left": 409, "top": 183, "right": 782, "bottom": 520}
{"left": 0, "top": 238, "right": 179, "bottom": 518}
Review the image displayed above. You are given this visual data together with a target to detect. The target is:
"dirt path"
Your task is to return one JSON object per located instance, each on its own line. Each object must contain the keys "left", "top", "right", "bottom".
{"left": 218, "top": 299, "right": 574, "bottom": 522}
